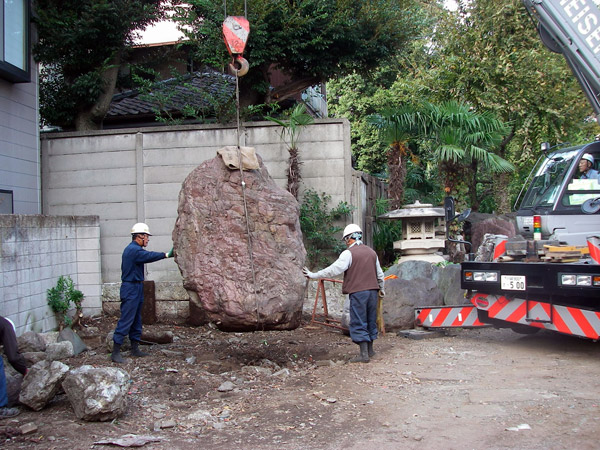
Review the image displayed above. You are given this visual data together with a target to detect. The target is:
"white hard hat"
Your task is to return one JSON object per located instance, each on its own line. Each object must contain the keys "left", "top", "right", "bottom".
{"left": 131, "top": 222, "right": 151, "bottom": 235}
{"left": 582, "top": 153, "right": 594, "bottom": 164}
{"left": 342, "top": 224, "right": 362, "bottom": 239}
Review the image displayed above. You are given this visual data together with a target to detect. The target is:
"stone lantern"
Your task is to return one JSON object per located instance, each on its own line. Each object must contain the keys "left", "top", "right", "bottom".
{"left": 378, "top": 200, "right": 447, "bottom": 263}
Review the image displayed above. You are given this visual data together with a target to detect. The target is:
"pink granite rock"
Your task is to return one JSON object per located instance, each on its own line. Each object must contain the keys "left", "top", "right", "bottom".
{"left": 172, "top": 153, "right": 307, "bottom": 331}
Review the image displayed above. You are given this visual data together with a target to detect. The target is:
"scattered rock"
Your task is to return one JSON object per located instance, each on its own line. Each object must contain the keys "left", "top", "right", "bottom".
{"left": 45, "top": 341, "right": 74, "bottom": 361}
{"left": 187, "top": 409, "right": 213, "bottom": 424}
{"left": 62, "top": 365, "right": 130, "bottom": 421}
{"left": 19, "top": 360, "right": 69, "bottom": 411}
{"left": 241, "top": 366, "right": 272, "bottom": 376}
{"left": 315, "top": 360, "right": 334, "bottom": 367}
{"left": 94, "top": 434, "right": 162, "bottom": 447}
{"left": 272, "top": 368, "right": 291, "bottom": 378}
{"left": 17, "top": 331, "right": 47, "bottom": 353}
{"left": 19, "top": 423, "right": 38, "bottom": 435}
{"left": 22, "top": 351, "right": 45, "bottom": 366}
{"left": 217, "top": 381, "right": 235, "bottom": 392}
{"left": 38, "top": 332, "right": 59, "bottom": 347}
{"left": 58, "top": 328, "right": 88, "bottom": 356}
{"left": 158, "top": 419, "right": 176, "bottom": 429}
{"left": 141, "top": 329, "right": 174, "bottom": 344}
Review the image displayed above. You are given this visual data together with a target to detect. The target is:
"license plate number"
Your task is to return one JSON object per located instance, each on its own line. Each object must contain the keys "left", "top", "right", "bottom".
{"left": 501, "top": 275, "right": 526, "bottom": 291}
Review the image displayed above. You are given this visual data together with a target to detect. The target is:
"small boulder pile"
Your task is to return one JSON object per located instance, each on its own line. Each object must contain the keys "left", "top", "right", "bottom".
{"left": 1, "top": 328, "right": 130, "bottom": 422}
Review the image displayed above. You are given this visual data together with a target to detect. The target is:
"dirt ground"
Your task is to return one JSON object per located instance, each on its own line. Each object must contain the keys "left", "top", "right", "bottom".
{"left": 2, "top": 315, "right": 599, "bottom": 450}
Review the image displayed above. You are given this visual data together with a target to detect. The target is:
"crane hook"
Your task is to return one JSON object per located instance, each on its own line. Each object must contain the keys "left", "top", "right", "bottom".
{"left": 222, "top": 16, "right": 250, "bottom": 77}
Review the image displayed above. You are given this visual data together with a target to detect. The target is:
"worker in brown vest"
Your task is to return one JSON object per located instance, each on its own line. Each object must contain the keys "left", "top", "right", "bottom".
{"left": 303, "top": 224, "right": 385, "bottom": 363}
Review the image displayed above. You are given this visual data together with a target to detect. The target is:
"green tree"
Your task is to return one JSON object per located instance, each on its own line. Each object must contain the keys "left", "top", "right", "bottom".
{"left": 175, "top": 0, "right": 429, "bottom": 108}
{"left": 266, "top": 104, "right": 314, "bottom": 199}
{"left": 33, "top": 0, "right": 170, "bottom": 130}
{"left": 419, "top": 0, "right": 599, "bottom": 211}
{"left": 300, "top": 189, "right": 354, "bottom": 268}
{"left": 331, "top": 0, "right": 600, "bottom": 213}
{"left": 47, "top": 275, "right": 84, "bottom": 330}
{"left": 367, "top": 101, "right": 512, "bottom": 212}
{"left": 421, "top": 101, "right": 514, "bottom": 211}
{"left": 367, "top": 106, "right": 426, "bottom": 209}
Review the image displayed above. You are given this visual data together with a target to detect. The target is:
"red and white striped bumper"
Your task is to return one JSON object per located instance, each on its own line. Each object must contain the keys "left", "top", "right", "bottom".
{"left": 415, "top": 305, "right": 488, "bottom": 328}
{"left": 471, "top": 293, "right": 600, "bottom": 340}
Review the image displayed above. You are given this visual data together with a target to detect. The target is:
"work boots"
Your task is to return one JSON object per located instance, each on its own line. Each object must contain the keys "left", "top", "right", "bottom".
{"left": 111, "top": 343, "right": 125, "bottom": 364}
{"left": 350, "top": 342, "right": 370, "bottom": 363}
{"left": 0, "top": 407, "right": 20, "bottom": 419}
{"left": 367, "top": 341, "right": 376, "bottom": 358}
{"left": 130, "top": 341, "right": 149, "bottom": 357}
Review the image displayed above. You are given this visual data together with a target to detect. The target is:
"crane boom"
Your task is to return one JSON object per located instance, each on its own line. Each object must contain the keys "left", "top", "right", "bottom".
{"left": 522, "top": 0, "right": 600, "bottom": 117}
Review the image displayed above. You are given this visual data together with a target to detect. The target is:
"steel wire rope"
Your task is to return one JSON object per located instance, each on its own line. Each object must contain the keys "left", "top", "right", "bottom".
{"left": 226, "top": 0, "right": 261, "bottom": 329}
{"left": 223, "top": 0, "right": 247, "bottom": 20}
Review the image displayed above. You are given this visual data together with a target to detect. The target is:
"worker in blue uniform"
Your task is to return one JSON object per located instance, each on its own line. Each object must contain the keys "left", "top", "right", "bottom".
{"left": 302, "top": 224, "right": 385, "bottom": 363}
{"left": 112, "top": 223, "right": 173, "bottom": 363}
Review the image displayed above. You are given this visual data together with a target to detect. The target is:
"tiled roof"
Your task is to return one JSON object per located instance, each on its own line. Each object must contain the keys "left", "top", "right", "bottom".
{"left": 105, "top": 70, "right": 235, "bottom": 121}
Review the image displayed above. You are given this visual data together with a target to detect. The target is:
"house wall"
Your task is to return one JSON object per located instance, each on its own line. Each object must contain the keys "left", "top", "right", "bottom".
{"left": 41, "top": 119, "right": 385, "bottom": 323}
{"left": 0, "top": 65, "right": 40, "bottom": 214}
{"left": 0, "top": 215, "right": 102, "bottom": 334}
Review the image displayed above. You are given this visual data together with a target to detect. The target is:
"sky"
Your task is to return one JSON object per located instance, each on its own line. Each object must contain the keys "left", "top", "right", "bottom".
{"left": 135, "top": 20, "right": 184, "bottom": 45}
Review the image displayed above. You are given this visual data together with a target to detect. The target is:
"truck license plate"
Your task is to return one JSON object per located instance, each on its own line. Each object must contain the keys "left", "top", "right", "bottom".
{"left": 501, "top": 275, "right": 526, "bottom": 291}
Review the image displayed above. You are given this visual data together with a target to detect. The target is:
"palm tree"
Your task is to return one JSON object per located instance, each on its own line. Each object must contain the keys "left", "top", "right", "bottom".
{"left": 422, "top": 101, "right": 514, "bottom": 211}
{"left": 267, "top": 104, "right": 315, "bottom": 199}
{"left": 367, "top": 106, "right": 426, "bottom": 209}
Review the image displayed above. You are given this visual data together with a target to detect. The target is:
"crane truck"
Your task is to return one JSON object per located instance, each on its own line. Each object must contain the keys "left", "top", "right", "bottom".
{"left": 415, "top": 0, "right": 600, "bottom": 340}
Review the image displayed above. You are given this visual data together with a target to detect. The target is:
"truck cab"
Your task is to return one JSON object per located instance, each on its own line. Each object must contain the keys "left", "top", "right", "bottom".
{"left": 516, "top": 142, "right": 600, "bottom": 246}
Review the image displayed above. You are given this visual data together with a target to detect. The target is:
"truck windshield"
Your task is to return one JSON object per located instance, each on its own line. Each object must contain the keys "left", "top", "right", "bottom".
{"left": 520, "top": 149, "right": 579, "bottom": 208}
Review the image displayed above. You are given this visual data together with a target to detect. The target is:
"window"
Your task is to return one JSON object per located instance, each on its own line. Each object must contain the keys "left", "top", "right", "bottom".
{"left": 0, "top": 0, "right": 30, "bottom": 83}
{"left": 563, "top": 153, "right": 600, "bottom": 206}
{"left": 0, "top": 189, "right": 14, "bottom": 213}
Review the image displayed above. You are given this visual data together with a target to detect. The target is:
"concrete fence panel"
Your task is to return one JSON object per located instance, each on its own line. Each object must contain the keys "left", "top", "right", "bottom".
{"left": 0, "top": 215, "right": 102, "bottom": 334}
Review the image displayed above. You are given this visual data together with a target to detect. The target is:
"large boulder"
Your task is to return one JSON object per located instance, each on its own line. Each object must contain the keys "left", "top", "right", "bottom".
{"left": 173, "top": 152, "right": 307, "bottom": 331}
{"left": 466, "top": 212, "right": 516, "bottom": 254}
{"left": 437, "top": 264, "right": 467, "bottom": 306}
{"left": 382, "top": 276, "right": 444, "bottom": 330}
{"left": 62, "top": 365, "right": 129, "bottom": 422}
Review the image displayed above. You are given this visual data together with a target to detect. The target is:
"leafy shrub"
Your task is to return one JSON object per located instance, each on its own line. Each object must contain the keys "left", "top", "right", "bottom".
{"left": 47, "top": 275, "right": 84, "bottom": 330}
{"left": 300, "top": 189, "right": 354, "bottom": 268}
{"left": 372, "top": 198, "right": 403, "bottom": 267}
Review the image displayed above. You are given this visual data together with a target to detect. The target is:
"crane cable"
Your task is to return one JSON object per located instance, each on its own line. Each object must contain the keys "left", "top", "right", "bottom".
{"left": 225, "top": 0, "right": 261, "bottom": 329}
{"left": 224, "top": 0, "right": 247, "bottom": 19}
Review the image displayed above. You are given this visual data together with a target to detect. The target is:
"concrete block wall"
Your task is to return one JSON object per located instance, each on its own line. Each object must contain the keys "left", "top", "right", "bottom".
{"left": 0, "top": 215, "right": 102, "bottom": 334}
{"left": 41, "top": 119, "right": 353, "bottom": 285}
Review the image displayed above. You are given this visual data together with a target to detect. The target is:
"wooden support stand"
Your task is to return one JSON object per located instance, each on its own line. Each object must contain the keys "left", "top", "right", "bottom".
{"left": 310, "top": 278, "right": 347, "bottom": 332}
